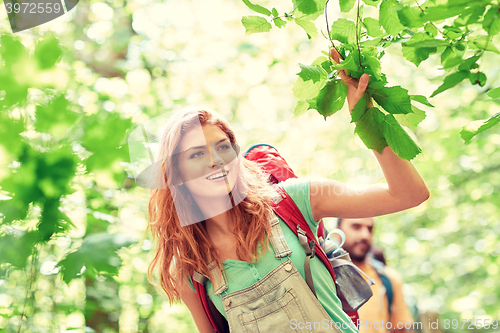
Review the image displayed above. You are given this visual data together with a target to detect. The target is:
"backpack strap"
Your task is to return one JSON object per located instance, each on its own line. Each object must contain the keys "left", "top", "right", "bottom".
{"left": 297, "top": 224, "right": 317, "bottom": 297}
{"left": 192, "top": 272, "right": 229, "bottom": 333}
{"left": 371, "top": 258, "right": 393, "bottom": 315}
{"left": 272, "top": 185, "right": 359, "bottom": 325}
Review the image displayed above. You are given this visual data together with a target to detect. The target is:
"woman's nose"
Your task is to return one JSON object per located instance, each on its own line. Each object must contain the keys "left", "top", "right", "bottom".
{"left": 209, "top": 149, "right": 224, "bottom": 168}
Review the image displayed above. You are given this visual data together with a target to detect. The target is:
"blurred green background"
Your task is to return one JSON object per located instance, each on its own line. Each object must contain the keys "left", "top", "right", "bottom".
{"left": 0, "top": 0, "right": 499, "bottom": 332}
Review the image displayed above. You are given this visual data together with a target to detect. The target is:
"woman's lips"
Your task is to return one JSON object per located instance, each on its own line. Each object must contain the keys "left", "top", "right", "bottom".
{"left": 206, "top": 170, "right": 229, "bottom": 181}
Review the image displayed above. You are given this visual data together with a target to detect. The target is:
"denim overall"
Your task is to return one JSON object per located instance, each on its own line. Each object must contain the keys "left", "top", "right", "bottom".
{"left": 202, "top": 215, "right": 344, "bottom": 333}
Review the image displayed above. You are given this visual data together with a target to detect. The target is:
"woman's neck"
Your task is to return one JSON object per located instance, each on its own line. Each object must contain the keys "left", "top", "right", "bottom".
{"left": 204, "top": 210, "right": 233, "bottom": 238}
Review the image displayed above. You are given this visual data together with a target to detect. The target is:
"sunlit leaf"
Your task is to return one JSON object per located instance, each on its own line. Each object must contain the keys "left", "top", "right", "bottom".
{"left": 410, "top": 95, "right": 434, "bottom": 107}
{"left": 339, "top": 0, "right": 356, "bottom": 13}
{"left": 242, "top": 0, "right": 271, "bottom": 16}
{"left": 430, "top": 71, "right": 470, "bottom": 97}
{"left": 372, "top": 85, "right": 412, "bottom": 114}
{"left": 34, "top": 35, "right": 64, "bottom": 70}
{"left": 310, "top": 79, "right": 348, "bottom": 118}
{"left": 460, "top": 113, "right": 500, "bottom": 144}
{"left": 241, "top": 16, "right": 272, "bottom": 35}
{"left": 363, "top": 17, "right": 384, "bottom": 37}
{"left": 294, "top": 18, "right": 317, "bottom": 39}
{"left": 330, "top": 18, "right": 356, "bottom": 44}
{"left": 59, "top": 232, "right": 137, "bottom": 283}
{"left": 379, "top": 0, "right": 404, "bottom": 36}
{"left": 297, "top": 63, "right": 327, "bottom": 83}
{"left": 355, "top": 107, "right": 387, "bottom": 153}
{"left": 394, "top": 106, "right": 426, "bottom": 131}
{"left": 383, "top": 114, "right": 422, "bottom": 160}
{"left": 487, "top": 87, "right": 500, "bottom": 99}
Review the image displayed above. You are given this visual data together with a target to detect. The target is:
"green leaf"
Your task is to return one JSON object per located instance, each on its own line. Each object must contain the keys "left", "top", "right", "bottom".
{"left": 410, "top": 95, "right": 434, "bottom": 107}
{"left": 424, "top": 23, "right": 438, "bottom": 37}
{"left": 351, "top": 94, "right": 369, "bottom": 123}
{"left": 460, "top": 113, "right": 500, "bottom": 144}
{"left": 330, "top": 19, "right": 357, "bottom": 44}
{"left": 442, "top": 25, "right": 463, "bottom": 40}
{"left": 35, "top": 94, "right": 79, "bottom": 138}
{"left": 81, "top": 112, "right": 132, "bottom": 171}
{"left": 311, "top": 56, "right": 332, "bottom": 73}
{"left": 440, "top": 46, "right": 464, "bottom": 69}
{"left": 362, "top": 54, "right": 382, "bottom": 80}
{"left": 383, "top": 114, "right": 421, "bottom": 160}
{"left": 293, "top": 100, "right": 310, "bottom": 118}
{"left": 294, "top": 18, "right": 318, "bottom": 39}
{"left": 271, "top": 8, "right": 287, "bottom": 28}
{"left": 379, "top": 0, "right": 405, "bottom": 36}
{"left": 311, "top": 79, "right": 348, "bottom": 118}
{"left": 482, "top": 6, "right": 500, "bottom": 36}
{"left": 397, "top": 5, "right": 423, "bottom": 28}
{"left": 430, "top": 71, "right": 469, "bottom": 97}
{"left": 274, "top": 17, "right": 287, "bottom": 28}
{"left": 332, "top": 53, "right": 359, "bottom": 72}
{"left": 421, "top": 2, "right": 469, "bottom": 21}
{"left": 355, "top": 107, "right": 388, "bottom": 153}
{"left": 241, "top": 16, "right": 272, "bottom": 35}
{"left": 339, "top": 0, "right": 356, "bottom": 13}
{"left": 363, "top": 17, "right": 384, "bottom": 37}
{"left": 362, "top": 0, "right": 381, "bottom": 7}
{"left": 469, "top": 72, "right": 487, "bottom": 87}
{"left": 0, "top": 34, "right": 27, "bottom": 66}
{"left": 293, "top": 77, "right": 327, "bottom": 100}
{"left": 394, "top": 105, "right": 426, "bottom": 130}
{"left": 34, "top": 35, "right": 63, "bottom": 70}
{"left": 0, "top": 232, "right": 38, "bottom": 268}
{"left": 401, "top": 33, "right": 438, "bottom": 66}
{"left": 297, "top": 63, "right": 327, "bottom": 82}
{"left": 242, "top": 0, "right": 272, "bottom": 16}
{"left": 292, "top": 0, "right": 323, "bottom": 15}
{"left": 487, "top": 87, "right": 500, "bottom": 99}
{"left": 404, "top": 38, "right": 449, "bottom": 48}
{"left": 372, "top": 86, "right": 412, "bottom": 114}
{"left": 59, "top": 232, "right": 137, "bottom": 283}
{"left": 468, "top": 38, "right": 500, "bottom": 54}
{"left": 458, "top": 55, "right": 480, "bottom": 71}
{"left": 0, "top": 111, "right": 26, "bottom": 156}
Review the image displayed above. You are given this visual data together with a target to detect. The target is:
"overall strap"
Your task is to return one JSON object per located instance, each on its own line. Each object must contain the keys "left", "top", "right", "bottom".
{"left": 268, "top": 214, "right": 293, "bottom": 259}
{"left": 271, "top": 185, "right": 360, "bottom": 326}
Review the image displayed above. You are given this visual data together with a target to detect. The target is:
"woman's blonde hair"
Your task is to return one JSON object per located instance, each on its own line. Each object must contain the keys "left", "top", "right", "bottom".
{"left": 147, "top": 108, "right": 275, "bottom": 303}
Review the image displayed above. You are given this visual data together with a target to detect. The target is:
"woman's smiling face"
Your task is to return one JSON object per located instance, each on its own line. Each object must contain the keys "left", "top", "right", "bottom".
{"left": 176, "top": 124, "right": 239, "bottom": 199}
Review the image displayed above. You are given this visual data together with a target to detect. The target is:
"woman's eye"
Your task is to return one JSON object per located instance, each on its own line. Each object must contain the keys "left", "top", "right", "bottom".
{"left": 190, "top": 151, "right": 204, "bottom": 158}
{"left": 218, "top": 144, "right": 231, "bottom": 151}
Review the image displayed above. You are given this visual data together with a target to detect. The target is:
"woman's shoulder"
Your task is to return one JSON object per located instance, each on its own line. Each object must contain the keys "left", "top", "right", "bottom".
{"left": 279, "top": 177, "right": 311, "bottom": 194}
{"left": 277, "top": 177, "right": 319, "bottom": 229}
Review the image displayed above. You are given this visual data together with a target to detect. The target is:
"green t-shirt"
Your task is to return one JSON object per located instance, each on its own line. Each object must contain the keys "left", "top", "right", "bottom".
{"left": 186, "top": 177, "right": 358, "bottom": 332}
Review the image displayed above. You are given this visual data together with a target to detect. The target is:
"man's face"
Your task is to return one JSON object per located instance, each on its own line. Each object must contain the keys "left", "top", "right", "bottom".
{"left": 339, "top": 218, "right": 374, "bottom": 262}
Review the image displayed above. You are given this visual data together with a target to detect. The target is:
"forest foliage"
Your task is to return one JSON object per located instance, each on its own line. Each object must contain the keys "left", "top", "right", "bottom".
{"left": 0, "top": 0, "right": 499, "bottom": 332}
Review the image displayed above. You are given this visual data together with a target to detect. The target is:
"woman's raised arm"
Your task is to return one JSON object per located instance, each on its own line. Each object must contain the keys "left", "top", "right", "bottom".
{"left": 310, "top": 49, "right": 429, "bottom": 221}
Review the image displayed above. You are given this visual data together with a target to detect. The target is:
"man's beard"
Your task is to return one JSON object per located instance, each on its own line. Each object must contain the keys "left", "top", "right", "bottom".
{"left": 345, "top": 241, "right": 371, "bottom": 262}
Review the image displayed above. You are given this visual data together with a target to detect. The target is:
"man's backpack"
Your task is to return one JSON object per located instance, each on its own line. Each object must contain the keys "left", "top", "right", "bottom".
{"left": 191, "top": 143, "right": 359, "bottom": 333}
{"left": 371, "top": 258, "right": 394, "bottom": 315}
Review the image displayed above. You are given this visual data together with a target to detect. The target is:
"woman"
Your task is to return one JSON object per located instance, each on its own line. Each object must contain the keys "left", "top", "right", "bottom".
{"left": 147, "top": 49, "right": 430, "bottom": 333}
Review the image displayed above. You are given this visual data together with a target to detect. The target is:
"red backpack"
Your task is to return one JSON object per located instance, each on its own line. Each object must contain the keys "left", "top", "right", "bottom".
{"left": 191, "top": 144, "right": 359, "bottom": 333}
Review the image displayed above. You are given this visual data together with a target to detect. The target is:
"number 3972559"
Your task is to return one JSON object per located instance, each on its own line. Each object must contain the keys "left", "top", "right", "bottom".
{"left": 5, "top": 2, "right": 62, "bottom": 14}
{"left": 444, "top": 319, "right": 499, "bottom": 330}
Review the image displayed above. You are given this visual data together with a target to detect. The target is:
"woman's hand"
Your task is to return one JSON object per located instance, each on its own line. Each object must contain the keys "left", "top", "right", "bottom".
{"left": 309, "top": 49, "right": 430, "bottom": 221}
{"left": 330, "top": 48, "right": 370, "bottom": 112}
